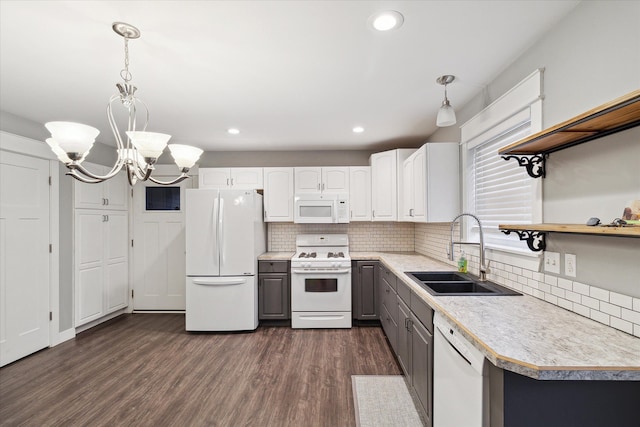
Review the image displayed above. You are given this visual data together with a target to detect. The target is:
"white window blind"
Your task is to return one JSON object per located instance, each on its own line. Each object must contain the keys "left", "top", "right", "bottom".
{"left": 470, "top": 120, "right": 536, "bottom": 250}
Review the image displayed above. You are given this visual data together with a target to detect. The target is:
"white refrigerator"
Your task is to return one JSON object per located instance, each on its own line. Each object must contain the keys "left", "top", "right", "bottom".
{"left": 185, "top": 189, "right": 266, "bottom": 331}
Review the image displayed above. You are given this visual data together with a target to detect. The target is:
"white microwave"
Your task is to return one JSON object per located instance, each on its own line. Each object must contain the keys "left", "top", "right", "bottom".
{"left": 294, "top": 193, "right": 349, "bottom": 224}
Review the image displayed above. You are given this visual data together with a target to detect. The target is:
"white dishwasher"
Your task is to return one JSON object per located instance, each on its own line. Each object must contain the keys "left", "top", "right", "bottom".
{"left": 433, "top": 313, "right": 487, "bottom": 427}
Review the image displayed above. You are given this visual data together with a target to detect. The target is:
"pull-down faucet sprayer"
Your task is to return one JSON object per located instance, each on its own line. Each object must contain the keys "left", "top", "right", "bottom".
{"left": 449, "top": 213, "right": 487, "bottom": 281}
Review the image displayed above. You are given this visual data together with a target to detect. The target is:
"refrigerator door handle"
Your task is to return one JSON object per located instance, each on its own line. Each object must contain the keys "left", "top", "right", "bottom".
{"left": 219, "top": 196, "right": 225, "bottom": 267}
{"left": 192, "top": 278, "right": 247, "bottom": 286}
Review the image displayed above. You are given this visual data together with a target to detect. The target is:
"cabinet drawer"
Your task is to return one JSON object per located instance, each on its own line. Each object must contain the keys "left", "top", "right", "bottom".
{"left": 397, "top": 277, "right": 411, "bottom": 305}
{"left": 381, "top": 280, "right": 398, "bottom": 324}
{"left": 410, "top": 291, "right": 434, "bottom": 334}
{"left": 381, "top": 304, "right": 398, "bottom": 353}
{"left": 258, "top": 260, "right": 289, "bottom": 273}
{"left": 379, "top": 264, "right": 397, "bottom": 290}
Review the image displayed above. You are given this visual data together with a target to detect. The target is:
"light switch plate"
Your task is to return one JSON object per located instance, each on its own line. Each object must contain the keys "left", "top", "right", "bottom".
{"left": 565, "top": 253, "right": 577, "bottom": 277}
{"left": 544, "top": 251, "right": 560, "bottom": 274}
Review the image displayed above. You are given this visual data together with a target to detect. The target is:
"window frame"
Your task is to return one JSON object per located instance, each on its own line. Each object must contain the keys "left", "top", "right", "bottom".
{"left": 460, "top": 69, "right": 544, "bottom": 256}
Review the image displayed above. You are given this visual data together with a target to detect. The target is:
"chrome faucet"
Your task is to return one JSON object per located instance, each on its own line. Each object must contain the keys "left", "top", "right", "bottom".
{"left": 449, "top": 213, "right": 487, "bottom": 281}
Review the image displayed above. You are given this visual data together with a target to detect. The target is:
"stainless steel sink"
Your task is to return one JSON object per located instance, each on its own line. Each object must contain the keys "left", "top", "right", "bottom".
{"left": 405, "top": 271, "right": 521, "bottom": 296}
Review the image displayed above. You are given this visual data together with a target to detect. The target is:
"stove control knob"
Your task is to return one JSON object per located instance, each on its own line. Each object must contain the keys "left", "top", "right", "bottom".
{"left": 332, "top": 262, "right": 339, "bottom": 268}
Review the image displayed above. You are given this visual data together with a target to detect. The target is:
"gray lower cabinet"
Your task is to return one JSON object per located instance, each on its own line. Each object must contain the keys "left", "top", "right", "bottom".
{"left": 258, "top": 260, "right": 290, "bottom": 320}
{"left": 378, "top": 263, "right": 399, "bottom": 353}
{"left": 409, "top": 308, "right": 433, "bottom": 426}
{"left": 380, "top": 264, "right": 434, "bottom": 427}
{"left": 352, "top": 260, "right": 379, "bottom": 320}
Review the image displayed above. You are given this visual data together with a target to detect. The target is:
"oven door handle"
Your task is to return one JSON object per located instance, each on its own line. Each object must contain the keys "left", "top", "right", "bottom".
{"left": 291, "top": 269, "right": 351, "bottom": 274}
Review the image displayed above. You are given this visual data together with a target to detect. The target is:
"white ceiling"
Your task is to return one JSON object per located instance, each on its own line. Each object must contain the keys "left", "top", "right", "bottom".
{"left": 0, "top": 1, "right": 580, "bottom": 152}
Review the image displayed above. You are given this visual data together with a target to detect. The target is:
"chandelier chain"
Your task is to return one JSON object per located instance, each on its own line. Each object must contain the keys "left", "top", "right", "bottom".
{"left": 120, "top": 37, "right": 133, "bottom": 83}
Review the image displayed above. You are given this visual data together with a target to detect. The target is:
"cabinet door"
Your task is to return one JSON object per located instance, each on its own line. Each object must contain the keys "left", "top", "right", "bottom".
{"left": 231, "top": 167, "right": 263, "bottom": 189}
{"left": 411, "top": 315, "right": 434, "bottom": 425}
{"left": 402, "top": 157, "right": 414, "bottom": 221}
{"left": 294, "top": 167, "right": 322, "bottom": 193}
{"left": 258, "top": 274, "right": 290, "bottom": 320}
{"left": 263, "top": 167, "right": 294, "bottom": 222}
{"left": 412, "top": 147, "right": 427, "bottom": 221}
{"left": 370, "top": 151, "right": 397, "bottom": 221}
{"left": 380, "top": 304, "right": 398, "bottom": 353}
{"left": 349, "top": 167, "right": 371, "bottom": 221}
{"left": 353, "top": 261, "right": 378, "bottom": 319}
{"left": 75, "top": 211, "right": 105, "bottom": 325}
{"left": 425, "top": 143, "right": 460, "bottom": 222}
{"left": 104, "top": 211, "right": 129, "bottom": 313}
{"left": 322, "top": 167, "right": 349, "bottom": 192}
{"left": 199, "top": 168, "right": 231, "bottom": 189}
{"left": 74, "top": 163, "right": 107, "bottom": 209}
{"left": 103, "top": 169, "right": 129, "bottom": 210}
{"left": 397, "top": 299, "right": 412, "bottom": 376}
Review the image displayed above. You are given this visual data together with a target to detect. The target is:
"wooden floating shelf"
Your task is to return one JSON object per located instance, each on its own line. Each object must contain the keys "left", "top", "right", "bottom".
{"left": 499, "top": 89, "right": 640, "bottom": 156}
{"left": 499, "top": 224, "right": 640, "bottom": 238}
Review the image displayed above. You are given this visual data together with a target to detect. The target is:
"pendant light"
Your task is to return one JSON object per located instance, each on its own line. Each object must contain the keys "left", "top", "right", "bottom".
{"left": 436, "top": 75, "right": 457, "bottom": 127}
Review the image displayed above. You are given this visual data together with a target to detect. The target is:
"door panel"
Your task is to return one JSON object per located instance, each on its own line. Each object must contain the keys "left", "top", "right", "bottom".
{"left": 263, "top": 168, "right": 294, "bottom": 221}
{"left": 294, "top": 167, "right": 321, "bottom": 193}
{"left": 133, "top": 179, "right": 190, "bottom": 310}
{"left": 0, "top": 152, "right": 50, "bottom": 366}
{"left": 322, "top": 167, "right": 349, "bottom": 192}
{"left": 185, "top": 189, "right": 219, "bottom": 276}
{"left": 106, "top": 260, "right": 128, "bottom": 312}
{"left": 219, "top": 190, "right": 255, "bottom": 276}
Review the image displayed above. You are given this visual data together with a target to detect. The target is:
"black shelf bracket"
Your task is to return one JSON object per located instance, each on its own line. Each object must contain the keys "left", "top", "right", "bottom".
{"left": 501, "top": 154, "right": 548, "bottom": 178}
{"left": 501, "top": 229, "right": 546, "bottom": 252}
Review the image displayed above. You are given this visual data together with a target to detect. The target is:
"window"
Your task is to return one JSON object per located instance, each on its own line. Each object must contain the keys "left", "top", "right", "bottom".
{"left": 461, "top": 69, "right": 543, "bottom": 252}
{"left": 145, "top": 187, "right": 181, "bottom": 211}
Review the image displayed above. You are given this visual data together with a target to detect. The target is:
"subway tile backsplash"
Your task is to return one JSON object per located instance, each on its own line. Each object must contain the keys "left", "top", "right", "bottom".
{"left": 268, "top": 222, "right": 415, "bottom": 252}
{"left": 269, "top": 221, "right": 640, "bottom": 338}
{"left": 414, "top": 223, "right": 640, "bottom": 338}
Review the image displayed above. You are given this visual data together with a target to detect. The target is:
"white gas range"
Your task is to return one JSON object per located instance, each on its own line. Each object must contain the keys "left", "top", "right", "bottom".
{"left": 290, "top": 234, "right": 352, "bottom": 329}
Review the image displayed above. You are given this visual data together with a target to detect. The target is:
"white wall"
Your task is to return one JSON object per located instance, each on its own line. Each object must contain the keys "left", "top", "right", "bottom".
{"left": 427, "top": 1, "right": 640, "bottom": 297}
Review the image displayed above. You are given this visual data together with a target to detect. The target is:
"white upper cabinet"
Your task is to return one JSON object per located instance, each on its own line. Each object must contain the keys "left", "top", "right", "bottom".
{"left": 401, "top": 159, "right": 414, "bottom": 221}
{"left": 294, "top": 167, "right": 322, "bottom": 192}
{"left": 402, "top": 143, "right": 460, "bottom": 223}
{"left": 263, "top": 167, "right": 294, "bottom": 222}
{"left": 322, "top": 167, "right": 349, "bottom": 192}
{"left": 370, "top": 149, "right": 415, "bottom": 221}
{"left": 349, "top": 166, "right": 371, "bottom": 221}
{"left": 294, "top": 167, "right": 349, "bottom": 193}
{"left": 74, "top": 162, "right": 128, "bottom": 210}
{"left": 199, "top": 167, "right": 263, "bottom": 190}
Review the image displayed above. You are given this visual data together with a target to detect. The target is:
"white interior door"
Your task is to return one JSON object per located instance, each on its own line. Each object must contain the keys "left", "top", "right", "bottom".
{"left": 133, "top": 178, "right": 191, "bottom": 310}
{"left": 0, "top": 151, "right": 50, "bottom": 366}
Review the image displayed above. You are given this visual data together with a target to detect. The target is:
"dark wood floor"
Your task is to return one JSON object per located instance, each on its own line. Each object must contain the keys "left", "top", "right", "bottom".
{"left": 0, "top": 314, "right": 401, "bottom": 426}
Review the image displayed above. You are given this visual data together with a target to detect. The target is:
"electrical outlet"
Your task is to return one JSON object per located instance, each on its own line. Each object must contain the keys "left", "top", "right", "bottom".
{"left": 565, "top": 253, "right": 577, "bottom": 278}
{"left": 544, "top": 251, "right": 560, "bottom": 274}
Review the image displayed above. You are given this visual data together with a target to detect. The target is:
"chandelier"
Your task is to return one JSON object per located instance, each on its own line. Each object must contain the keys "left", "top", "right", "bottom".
{"left": 45, "top": 22, "right": 203, "bottom": 186}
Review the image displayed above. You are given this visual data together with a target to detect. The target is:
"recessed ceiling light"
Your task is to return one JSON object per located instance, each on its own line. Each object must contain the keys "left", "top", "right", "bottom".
{"left": 370, "top": 11, "right": 404, "bottom": 32}
{"left": 352, "top": 126, "right": 364, "bottom": 133}
{"left": 227, "top": 128, "right": 240, "bottom": 135}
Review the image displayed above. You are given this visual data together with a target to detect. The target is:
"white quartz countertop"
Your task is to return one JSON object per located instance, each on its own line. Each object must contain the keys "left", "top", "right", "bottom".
{"left": 259, "top": 251, "right": 640, "bottom": 380}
